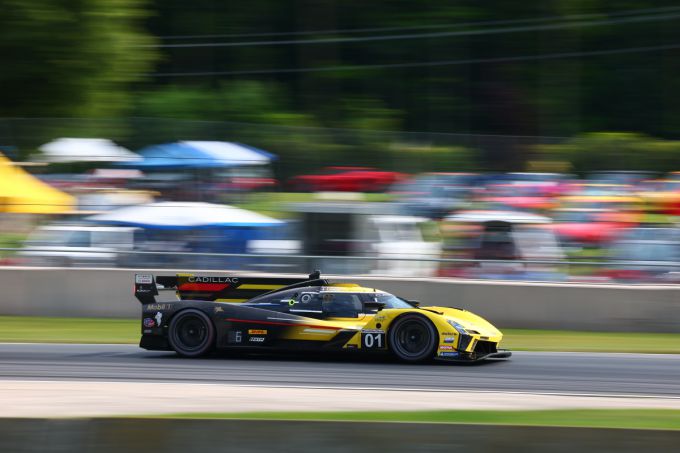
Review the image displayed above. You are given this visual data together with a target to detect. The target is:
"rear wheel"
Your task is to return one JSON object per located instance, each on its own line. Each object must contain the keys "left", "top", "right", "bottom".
{"left": 388, "top": 314, "right": 438, "bottom": 363}
{"left": 168, "top": 309, "right": 215, "bottom": 357}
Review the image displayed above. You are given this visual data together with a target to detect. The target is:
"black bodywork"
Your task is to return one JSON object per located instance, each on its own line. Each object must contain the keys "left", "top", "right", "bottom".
{"left": 138, "top": 271, "right": 362, "bottom": 353}
{"left": 140, "top": 298, "right": 360, "bottom": 352}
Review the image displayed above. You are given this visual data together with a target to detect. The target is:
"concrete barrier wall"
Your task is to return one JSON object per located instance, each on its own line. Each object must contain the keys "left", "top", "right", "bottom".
{"left": 1, "top": 267, "right": 679, "bottom": 332}
{"left": 1, "top": 418, "right": 679, "bottom": 453}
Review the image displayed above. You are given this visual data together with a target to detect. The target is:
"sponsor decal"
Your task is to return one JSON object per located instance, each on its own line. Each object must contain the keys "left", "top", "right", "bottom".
{"left": 439, "top": 352, "right": 460, "bottom": 358}
{"left": 143, "top": 318, "right": 155, "bottom": 328}
{"left": 143, "top": 329, "right": 152, "bottom": 334}
{"left": 154, "top": 312, "right": 163, "bottom": 327}
{"left": 439, "top": 345, "right": 453, "bottom": 350}
{"left": 443, "top": 337, "right": 455, "bottom": 343}
{"left": 374, "top": 316, "right": 386, "bottom": 322}
{"left": 249, "top": 337, "right": 265, "bottom": 343}
{"left": 135, "top": 274, "right": 153, "bottom": 284}
{"left": 440, "top": 332, "right": 456, "bottom": 336}
{"left": 146, "top": 303, "right": 171, "bottom": 311}
{"left": 214, "top": 306, "right": 224, "bottom": 314}
{"left": 361, "top": 329, "right": 385, "bottom": 334}
{"left": 188, "top": 276, "right": 238, "bottom": 284}
{"left": 248, "top": 329, "right": 267, "bottom": 335}
{"left": 300, "top": 294, "right": 313, "bottom": 303}
{"left": 346, "top": 344, "right": 358, "bottom": 349}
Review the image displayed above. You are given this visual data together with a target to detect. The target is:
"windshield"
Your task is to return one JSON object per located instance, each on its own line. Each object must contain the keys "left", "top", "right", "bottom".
{"left": 371, "top": 293, "right": 414, "bottom": 309}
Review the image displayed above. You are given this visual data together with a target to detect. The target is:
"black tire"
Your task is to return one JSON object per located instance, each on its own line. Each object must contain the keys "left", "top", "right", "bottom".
{"left": 388, "top": 314, "right": 438, "bottom": 363}
{"left": 168, "top": 309, "right": 215, "bottom": 358}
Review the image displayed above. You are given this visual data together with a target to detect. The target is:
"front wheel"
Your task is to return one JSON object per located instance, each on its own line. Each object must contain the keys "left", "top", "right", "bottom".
{"left": 168, "top": 309, "right": 215, "bottom": 357}
{"left": 388, "top": 314, "right": 438, "bottom": 363}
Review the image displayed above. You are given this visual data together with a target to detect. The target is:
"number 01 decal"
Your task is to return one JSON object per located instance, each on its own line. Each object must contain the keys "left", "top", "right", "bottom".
{"left": 361, "top": 331, "right": 386, "bottom": 349}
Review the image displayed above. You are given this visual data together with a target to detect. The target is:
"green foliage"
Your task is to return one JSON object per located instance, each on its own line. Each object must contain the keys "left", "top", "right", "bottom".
{"left": 534, "top": 132, "right": 680, "bottom": 173}
{"left": 136, "top": 82, "right": 290, "bottom": 123}
{"left": 4, "top": 1, "right": 680, "bottom": 172}
{"left": 0, "top": 0, "right": 158, "bottom": 119}
{"left": 160, "top": 409, "right": 680, "bottom": 430}
{"left": 387, "top": 143, "right": 479, "bottom": 173}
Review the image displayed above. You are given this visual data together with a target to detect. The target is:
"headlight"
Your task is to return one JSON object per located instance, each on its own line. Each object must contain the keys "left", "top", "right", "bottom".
{"left": 447, "top": 320, "right": 467, "bottom": 335}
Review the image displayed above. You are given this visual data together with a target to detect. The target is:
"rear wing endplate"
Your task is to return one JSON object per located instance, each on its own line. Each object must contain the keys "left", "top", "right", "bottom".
{"left": 134, "top": 274, "right": 158, "bottom": 304}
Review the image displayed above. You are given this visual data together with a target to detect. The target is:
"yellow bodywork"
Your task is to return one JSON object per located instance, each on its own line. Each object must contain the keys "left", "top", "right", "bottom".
{"left": 274, "top": 285, "right": 504, "bottom": 356}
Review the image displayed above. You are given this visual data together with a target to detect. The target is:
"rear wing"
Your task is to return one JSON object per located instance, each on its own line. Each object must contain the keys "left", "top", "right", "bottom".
{"left": 134, "top": 271, "right": 325, "bottom": 304}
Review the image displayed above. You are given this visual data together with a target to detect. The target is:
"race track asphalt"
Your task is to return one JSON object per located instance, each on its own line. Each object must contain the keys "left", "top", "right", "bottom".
{"left": 0, "top": 343, "right": 679, "bottom": 397}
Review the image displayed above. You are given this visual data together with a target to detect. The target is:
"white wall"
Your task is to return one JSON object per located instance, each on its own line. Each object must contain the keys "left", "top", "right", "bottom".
{"left": 1, "top": 267, "right": 678, "bottom": 332}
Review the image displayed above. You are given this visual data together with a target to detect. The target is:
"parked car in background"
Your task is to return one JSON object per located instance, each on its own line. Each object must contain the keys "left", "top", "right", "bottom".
{"left": 477, "top": 182, "right": 557, "bottom": 212}
{"left": 288, "top": 202, "right": 439, "bottom": 276}
{"left": 636, "top": 179, "right": 680, "bottom": 217}
{"left": 600, "top": 226, "right": 680, "bottom": 282}
{"left": 551, "top": 208, "right": 627, "bottom": 247}
{"left": 502, "top": 172, "right": 573, "bottom": 196}
{"left": 214, "top": 166, "right": 278, "bottom": 192}
{"left": 553, "top": 184, "right": 642, "bottom": 248}
{"left": 18, "top": 224, "right": 140, "bottom": 267}
{"left": 391, "top": 172, "right": 479, "bottom": 219}
{"left": 288, "top": 166, "right": 406, "bottom": 192}
{"left": 586, "top": 171, "right": 656, "bottom": 186}
{"left": 439, "top": 210, "right": 565, "bottom": 281}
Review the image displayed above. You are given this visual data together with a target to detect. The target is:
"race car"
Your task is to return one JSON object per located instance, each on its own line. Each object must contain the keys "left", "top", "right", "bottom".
{"left": 135, "top": 271, "right": 510, "bottom": 363}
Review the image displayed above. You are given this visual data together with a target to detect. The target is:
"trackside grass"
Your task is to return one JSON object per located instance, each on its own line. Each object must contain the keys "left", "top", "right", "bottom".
{"left": 0, "top": 316, "right": 137, "bottom": 344}
{"left": 0, "top": 316, "right": 679, "bottom": 353}
{"left": 153, "top": 409, "right": 680, "bottom": 430}
{"left": 502, "top": 329, "right": 680, "bottom": 353}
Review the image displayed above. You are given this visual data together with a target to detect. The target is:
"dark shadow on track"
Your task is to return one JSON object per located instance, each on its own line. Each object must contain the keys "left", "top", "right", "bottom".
{"left": 144, "top": 349, "right": 509, "bottom": 367}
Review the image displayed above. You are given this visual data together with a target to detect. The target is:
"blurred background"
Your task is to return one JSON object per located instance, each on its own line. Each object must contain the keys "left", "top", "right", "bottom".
{"left": 3, "top": 1, "right": 680, "bottom": 282}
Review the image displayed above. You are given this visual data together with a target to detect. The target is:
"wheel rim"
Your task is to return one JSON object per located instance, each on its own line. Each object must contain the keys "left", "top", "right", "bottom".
{"left": 394, "top": 319, "right": 432, "bottom": 358}
{"left": 175, "top": 316, "right": 208, "bottom": 351}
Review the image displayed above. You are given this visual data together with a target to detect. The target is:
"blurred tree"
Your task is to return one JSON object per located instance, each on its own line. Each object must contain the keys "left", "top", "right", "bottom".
{"left": 136, "top": 81, "right": 296, "bottom": 124}
{"left": 4, "top": 0, "right": 680, "bottom": 171}
{"left": 0, "top": 0, "right": 158, "bottom": 119}
{"left": 534, "top": 132, "right": 680, "bottom": 173}
{"left": 140, "top": 0, "right": 680, "bottom": 169}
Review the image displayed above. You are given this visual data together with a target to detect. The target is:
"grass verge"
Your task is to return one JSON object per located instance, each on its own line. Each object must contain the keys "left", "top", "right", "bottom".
{"left": 0, "top": 316, "right": 679, "bottom": 353}
{"left": 153, "top": 409, "right": 680, "bottom": 430}
{"left": 234, "top": 191, "right": 391, "bottom": 218}
{"left": 0, "top": 316, "right": 138, "bottom": 344}
{"left": 502, "top": 329, "right": 680, "bottom": 353}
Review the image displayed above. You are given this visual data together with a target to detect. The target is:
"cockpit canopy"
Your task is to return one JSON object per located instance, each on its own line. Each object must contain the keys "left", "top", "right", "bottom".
{"left": 245, "top": 285, "right": 413, "bottom": 318}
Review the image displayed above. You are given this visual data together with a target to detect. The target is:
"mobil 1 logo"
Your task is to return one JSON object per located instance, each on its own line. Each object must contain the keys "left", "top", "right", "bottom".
{"left": 361, "top": 329, "right": 386, "bottom": 349}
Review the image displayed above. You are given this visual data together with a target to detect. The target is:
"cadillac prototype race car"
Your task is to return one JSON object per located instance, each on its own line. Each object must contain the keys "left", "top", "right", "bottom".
{"left": 136, "top": 271, "right": 511, "bottom": 363}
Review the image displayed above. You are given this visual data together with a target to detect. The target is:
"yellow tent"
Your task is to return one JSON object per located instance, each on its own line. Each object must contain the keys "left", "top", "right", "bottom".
{"left": 0, "top": 153, "right": 75, "bottom": 214}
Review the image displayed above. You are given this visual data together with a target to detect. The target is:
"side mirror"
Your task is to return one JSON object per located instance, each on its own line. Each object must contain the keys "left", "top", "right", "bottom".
{"left": 364, "top": 301, "right": 386, "bottom": 312}
{"left": 408, "top": 300, "right": 420, "bottom": 308}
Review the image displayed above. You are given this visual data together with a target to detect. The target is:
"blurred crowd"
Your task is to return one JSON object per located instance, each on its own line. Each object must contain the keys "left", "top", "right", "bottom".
{"left": 2, "top": 142, "right": 680, "bottom": 285}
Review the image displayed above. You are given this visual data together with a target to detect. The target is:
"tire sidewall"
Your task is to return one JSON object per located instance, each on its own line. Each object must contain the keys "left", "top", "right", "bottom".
{"left": 388, "top": 314, "right": 438, "bottom": 363}
{"left": 168, "top": 309, "right": 215, "bottom": 358}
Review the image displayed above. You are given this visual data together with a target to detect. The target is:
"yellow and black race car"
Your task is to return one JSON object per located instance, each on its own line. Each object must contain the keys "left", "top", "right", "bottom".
{"left": 136, "top": 271, "right": 510, "bottom": 363}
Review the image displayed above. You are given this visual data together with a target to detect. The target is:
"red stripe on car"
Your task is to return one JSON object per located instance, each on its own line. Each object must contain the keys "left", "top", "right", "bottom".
{"left": 225, "top": 318, "right": 341, "bottom": 330}
{"left": 179, "top": 283, "right": 230, "bottom": 291}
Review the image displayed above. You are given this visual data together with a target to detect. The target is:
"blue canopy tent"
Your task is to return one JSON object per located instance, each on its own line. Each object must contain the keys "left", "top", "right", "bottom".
{"left": 120, "top": 141, "right": 276, "bottom": 169}
{"left": 88, "top": 202, "right": 289, "bottom": 269}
